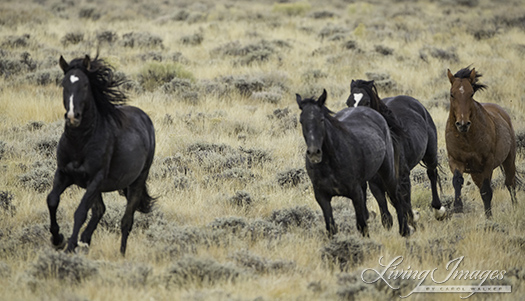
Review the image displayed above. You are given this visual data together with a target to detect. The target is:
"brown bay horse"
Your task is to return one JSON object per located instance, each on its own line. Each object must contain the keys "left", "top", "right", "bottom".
{"left": 446, "top": 67, "right": 517, "bottom": 217}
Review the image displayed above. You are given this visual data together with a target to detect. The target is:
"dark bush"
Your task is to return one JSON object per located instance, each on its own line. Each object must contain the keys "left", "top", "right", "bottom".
{"left": 25, "top": 69, "right": 63, "bottom": 86}
{"left": 0, "top": 141, "right": 6, "bottom": 160}
{"left": 163, "top": 256, "right": 242, "bottom": 288}
{"left": 181, "top": 33, "right": 204, "bottom": 46}
{"left": 121, "top": 32, "right": 164, "bottom": 48}
{"left": 1, "top": 34, "right": 30, "bottom": 48}
{"left": 0, "top": 191, "right": 15, "bottom": 215}
{"left": 18, "top": 160, "right": 55, "bottom": 193}
{"left": 29, "top": 250, "right": 98, "bottom": 283}
{"left": 321, "top": 235, "right": 381, "bottom": 270}
{"left": 276, "top": 168, "right": 307, "bottom": 187}
{"left": 374, "top": 45, "right": 394, "bottom": 56}
{"left": 78, "top": 7, "right": 101, "bottom": 20}
{"left": 229, "top": 190, "right": 253, "bottom": 207}
{"left": 268, "top": 205, "right": 318, "bottom": 230}
{"left": 231, "top": 250, "right": 295, "bottom": 274}
{"left": 61, "top": 32, "right": 84, "bottom": 47}
{"left": 96, "top": 31, "right": 118, "bottom": 44}
{"left": 208, "top": 216, "right": 247, "bottom": 234}
{"left": 419, "top": 46, "right": 459, "bottom": 62}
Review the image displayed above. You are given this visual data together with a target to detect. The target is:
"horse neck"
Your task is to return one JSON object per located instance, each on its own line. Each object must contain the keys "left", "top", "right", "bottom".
{"left": 322, "top": 116, "right": 349, "bottom": 162}
{"left": 64, "top": 97, "right": 100, "bottom": 142}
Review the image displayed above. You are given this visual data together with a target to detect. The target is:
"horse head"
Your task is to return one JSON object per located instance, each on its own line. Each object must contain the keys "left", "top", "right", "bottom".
{"left": 447, "top": 67, "right": 486, "bottom": 133}
{"left": 296, "top": 89, "right": 328, "bottom": 164}
{"left": 346, "top": 79, "right": 374, "bottom": 107}
{"left": 59, "top": 55, "right": 93, "bottom": 128}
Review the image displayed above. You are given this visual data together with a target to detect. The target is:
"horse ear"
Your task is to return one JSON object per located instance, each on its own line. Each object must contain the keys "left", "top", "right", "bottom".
{"left": 59, "top": 56, "right": 69, "bottom": 73}
{"left": 318, "top": 89, "right": 327, "bottom": 107}
{"left": 469, "top": 68, "right": 476, "bottom": 83}
{"left": 83, "top": 55, "right": 91, "bottom": 70}
{"left": 296, "top": 94, "right": 303, "bottom": 109}
{"left": 447, "top": 69, "right": 455, "bottom": 84}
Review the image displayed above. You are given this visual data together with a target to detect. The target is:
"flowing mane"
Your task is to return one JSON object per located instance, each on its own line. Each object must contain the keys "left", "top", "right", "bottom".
{"left": 64, "top": 55, "right": 127, "bottom": 124}
{"left": 453, "top": 66, "right": 487, "bottom": 94}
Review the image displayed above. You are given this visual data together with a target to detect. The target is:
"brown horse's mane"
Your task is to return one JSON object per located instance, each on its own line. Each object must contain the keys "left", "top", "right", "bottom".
{"left": 453, "top": 67, "right": 488, "bottom": 94}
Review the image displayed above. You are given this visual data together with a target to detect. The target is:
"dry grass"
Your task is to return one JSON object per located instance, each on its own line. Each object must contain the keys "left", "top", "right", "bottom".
{"left": 1, "top": 0, "right": 524, "bottom": 300}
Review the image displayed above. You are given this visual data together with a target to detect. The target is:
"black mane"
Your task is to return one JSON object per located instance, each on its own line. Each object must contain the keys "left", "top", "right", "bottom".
{"left": 65, "top": 56, "right": 127, "bottom": 124}
{"left": 453, "top": 66, "right": 488, "bottom": 93}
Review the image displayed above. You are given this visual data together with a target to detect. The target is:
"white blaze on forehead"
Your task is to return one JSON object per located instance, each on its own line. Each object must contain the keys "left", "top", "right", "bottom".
{"left": 70, "top": 75, "right": 79, "bottom": 83}
{"left": 353, "top": 93, "right": 364, "bottom": 107}
{"left": 459, "top": 85, "right": 465, "bottom": 94}
{"left": 67, "top": 95, "right": 75, "bottom": 119}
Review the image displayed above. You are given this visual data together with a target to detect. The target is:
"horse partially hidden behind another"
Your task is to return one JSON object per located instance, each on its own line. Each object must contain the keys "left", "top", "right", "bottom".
{"left": 347, "top": 80, "right": 445, "bottom": 221}
{"left": 296, "top": 89, "right": 413, "bottom": 237}
{"left": 46, "top": 55, "right": 156, "bottom": 255}
{"left": 446, "top": 67, "right": 517, "bottom": 217}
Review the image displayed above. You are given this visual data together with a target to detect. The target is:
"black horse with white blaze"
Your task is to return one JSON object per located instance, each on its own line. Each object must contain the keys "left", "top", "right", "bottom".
{"left": 46, "top": 55, "right": 156, "bottom": 255}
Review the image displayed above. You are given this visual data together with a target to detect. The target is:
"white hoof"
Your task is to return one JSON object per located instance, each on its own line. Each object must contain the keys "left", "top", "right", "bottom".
{"left": 434, "top": 206, "right": 446, "bottom": 219}
{"left": 412, "top": 210, "right": 420, "bottom": 222}
{"left": 409, "top": 225, "right": 415, "bottom": 236}
{"left": 77, "top": 241, "right": 90, "bottom": 254}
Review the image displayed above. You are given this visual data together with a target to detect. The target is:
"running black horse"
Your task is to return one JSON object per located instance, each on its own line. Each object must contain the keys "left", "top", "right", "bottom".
{"left": 347, "top": 80, "right": 445, "bottom": 221}
{"left": 46, "top": 55, "right": 156, "bottom": 255}
{"left": 296, "top": 89, "right": 413, "bottom": 237}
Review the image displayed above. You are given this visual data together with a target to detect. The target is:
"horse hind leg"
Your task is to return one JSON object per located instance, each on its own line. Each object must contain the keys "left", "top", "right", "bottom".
{"left": 368, "top": 180, "right": 393, "bottom": 230}
{"left": 501, "top": 154, "right": 518, "bottom": 205}
{"left": 79, "top": 193, "right": 105, "bottom": 248}
{"left": 120, "top": 171, "right": 155, "bottom": 255}
{"left": 349, "top": 187, "right": 369, "bottom": 237}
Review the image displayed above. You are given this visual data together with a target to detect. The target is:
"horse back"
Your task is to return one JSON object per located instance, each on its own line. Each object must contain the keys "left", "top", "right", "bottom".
{"left": 335, "top": 107, "right": 395, "bottom": 180}
{"left": 383, "top": 95, "right": 438, "bottom": 168}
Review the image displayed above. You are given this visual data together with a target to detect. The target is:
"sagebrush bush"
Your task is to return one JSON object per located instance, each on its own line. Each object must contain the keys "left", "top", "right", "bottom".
{"left": 121, "top": 32, "right": 164, "bottom": 48}
{"left": 268, "top": 205, "right": 318, "bottom": 230}
{"left": 29, "top": 250, "right": 98, "bottom": 283}
{"left": 61, "top": 32, "right": 84, "bottom": 47}
{"left": 163, "top": 256, "right": 242, "bottom": 288}
{"left": 272, "top": 1, "right": 311, "bottom": 16}
{"left": 138, "top": 62, "right": 194, "bottom": 91}
{"left": 321, "top": 235, "right": 382, "bottom": 270}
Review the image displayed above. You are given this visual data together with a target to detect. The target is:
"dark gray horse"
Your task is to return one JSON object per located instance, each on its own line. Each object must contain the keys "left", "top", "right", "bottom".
{"left": 296, "top": 89, "right": 413, "bottom": 237}
{"left": 46, "top": 55, "right": 156, "bottom": 255}
{"left": 347, "top": 79, "right": 445, "bottom": 220}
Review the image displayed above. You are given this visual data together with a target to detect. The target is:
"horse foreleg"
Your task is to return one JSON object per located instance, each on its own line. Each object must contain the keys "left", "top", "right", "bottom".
{"left": 66, "top": 174, "right": 104, "bottom": 253}
{"left": 452, "top": 169, "right": 464, "bottom": 213}
{"left": 79, "top": 193, "right": 105, "bottom": 247}
{"left": 314, "top": 190, "right": 337, "bottom": 237}
{"left": 47, "top": 170, "right": 73, "bottom": 249}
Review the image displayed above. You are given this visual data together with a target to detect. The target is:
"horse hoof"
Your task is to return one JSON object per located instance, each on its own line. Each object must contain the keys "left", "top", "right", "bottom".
{"left": 409, "top": 225, "right": 415, "bottom": 236}
{"left": 434, "top": 206, "right": 447, "bottom": 220}
{"left": 51, "top": 234, "right": 66, "bottom": 250}
{"left": 412, "top": 210, "right": 420, "bottom": 222}
{"left": 77, "top": 241, "right": 90, "bottom": 255}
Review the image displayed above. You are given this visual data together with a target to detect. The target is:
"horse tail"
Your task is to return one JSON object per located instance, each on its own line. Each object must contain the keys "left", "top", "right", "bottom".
{"left": 137, "top": 184, "right": 156, "bottom": 214}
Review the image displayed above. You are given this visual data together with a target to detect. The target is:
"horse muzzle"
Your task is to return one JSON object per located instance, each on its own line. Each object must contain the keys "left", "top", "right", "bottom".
{"left": 455, "top": 121, "right": 471, "bottom": 133}
{"left": 306, "top": 148, "right": 322, "bottom": 164}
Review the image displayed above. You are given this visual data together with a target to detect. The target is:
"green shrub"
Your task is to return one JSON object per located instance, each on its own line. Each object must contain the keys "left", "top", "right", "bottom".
{"left": 138, "top": 62, "right": 194, "bottom": 91}
{"left": 272, "top": 1, "right": 311, "bottom": 16}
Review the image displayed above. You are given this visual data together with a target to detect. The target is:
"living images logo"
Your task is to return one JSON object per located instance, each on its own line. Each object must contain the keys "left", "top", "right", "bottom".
{"left": 361, "top": 256, "right": 511, "bottom": 298}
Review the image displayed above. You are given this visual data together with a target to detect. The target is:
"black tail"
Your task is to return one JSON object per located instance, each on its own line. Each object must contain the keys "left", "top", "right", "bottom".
{"left": 137, "top": 185, "right": 156, "bottom": 213}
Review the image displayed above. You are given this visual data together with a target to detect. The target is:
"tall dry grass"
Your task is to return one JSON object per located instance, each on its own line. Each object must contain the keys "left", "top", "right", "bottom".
{"left": 1, "top": 0, "right": 524, "bottom": 300}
